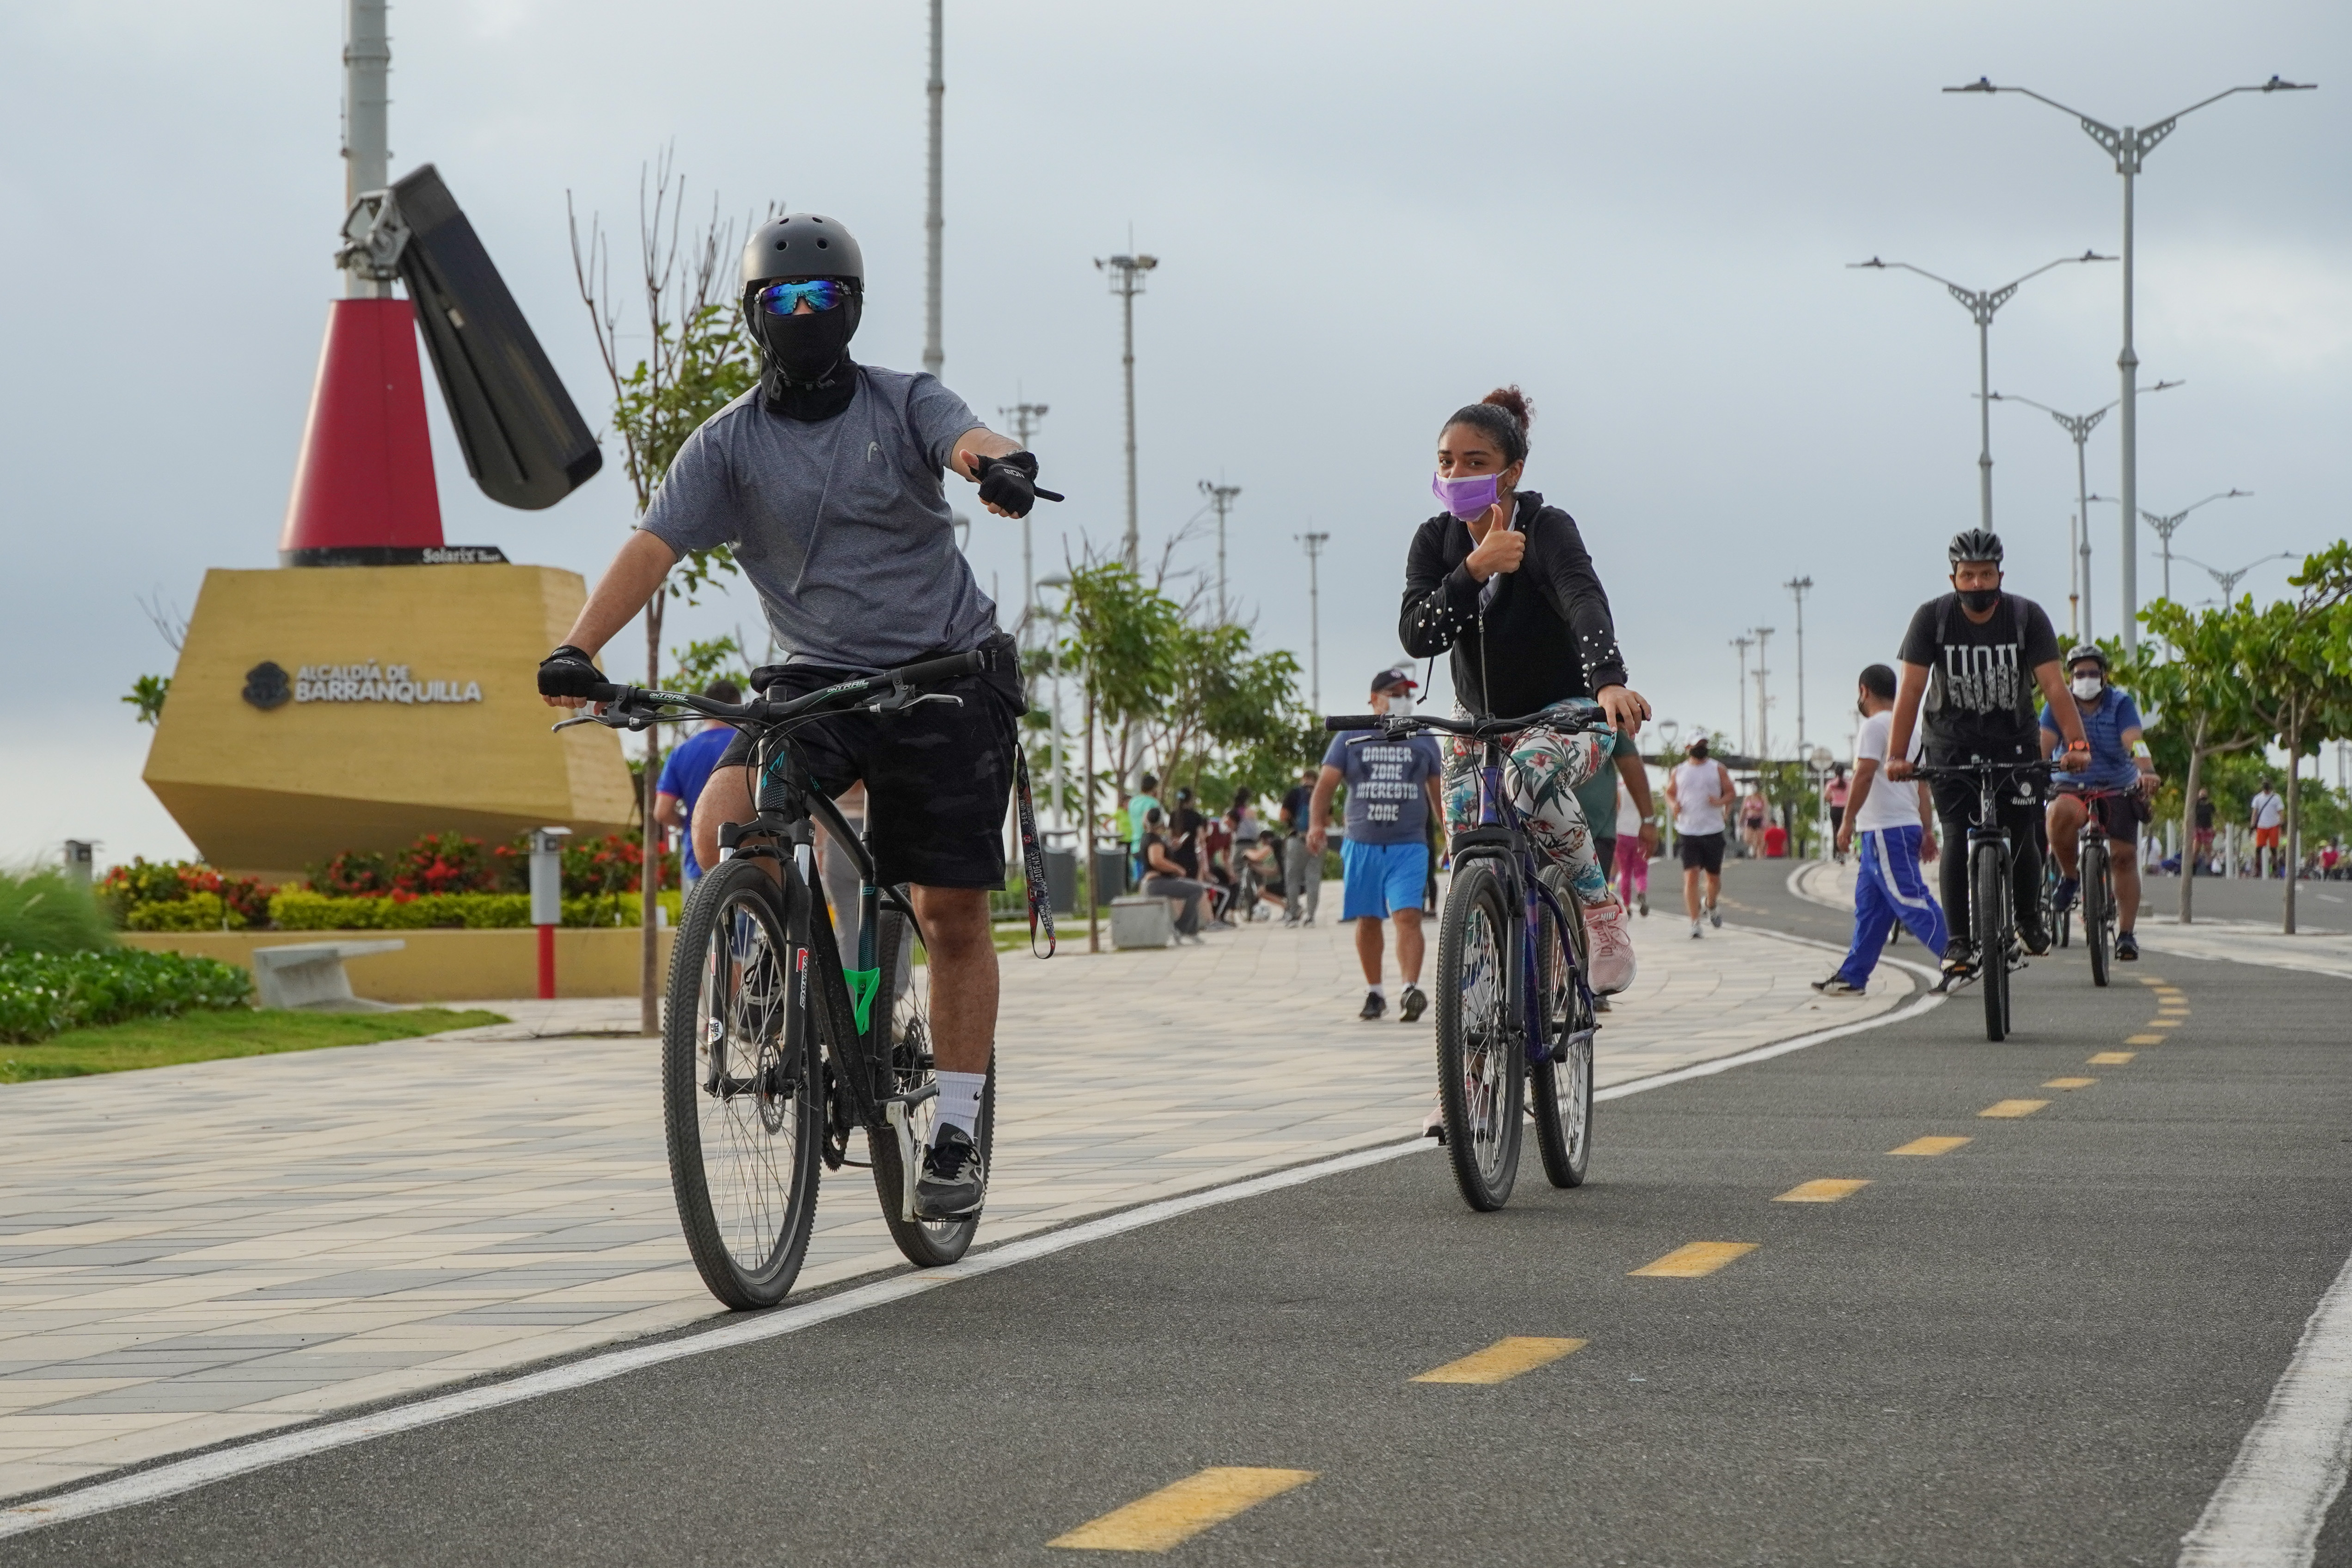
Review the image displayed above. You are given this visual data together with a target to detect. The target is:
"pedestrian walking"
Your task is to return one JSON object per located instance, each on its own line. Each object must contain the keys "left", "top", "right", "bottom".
{"left": 1309, "top": 669, "right": 1445, "bottom": 1021}
{"left": 1666, "top": 737, "right": 1734, "bottom": 937}
{"left": 2193, "top": 788, "right": 2216, "bottom": 874}
{"left": 1815, "top": 664, "right": 1944, "bottom": 995}
{"left": 1280, "top": 765, "right": 1323, "bottom": 925}
{"left": 2250, "top": 783, "right": 2285, "bottom": 876}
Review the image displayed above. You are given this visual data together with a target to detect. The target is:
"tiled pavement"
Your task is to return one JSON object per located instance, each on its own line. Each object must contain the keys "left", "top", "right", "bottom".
{"left": 0, "top": 891, "right": 1913, "bottom": 1500}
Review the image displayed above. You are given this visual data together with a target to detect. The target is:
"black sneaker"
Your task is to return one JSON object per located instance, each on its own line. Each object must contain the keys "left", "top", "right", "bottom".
{"left": 1397, "top": 984, "right": 1427, "bottom": 1023}
{"left": 1359, "top": 990, "right": 1387, "bottom": 1021}
{"left": 914, "top": 1125, "right": 986, "bottom": 1220}
{"left": 1941, "top": 938, "right": 1977, "bottom": 980}
{"left": 2021, "top": 917, "right": 2052, "bottom": 957}
{"left": 1811, "top": 976, "right": 1867, "bottom": 996}
{"left": 2115, "top": 931, "right": 2140, "bottom": 961}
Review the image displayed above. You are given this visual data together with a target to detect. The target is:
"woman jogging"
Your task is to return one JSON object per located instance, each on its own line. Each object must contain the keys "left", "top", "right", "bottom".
{"left": 1399, "top": 386, "right": 1648, "bottom": 992}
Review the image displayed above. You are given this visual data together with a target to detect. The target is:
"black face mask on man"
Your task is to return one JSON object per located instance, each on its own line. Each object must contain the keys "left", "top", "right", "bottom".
{"left": 751, "top": 286, "right": 863, "bottom": 421}
{"left": 1958, "top": 586, "right": 2001, "bottom": 614}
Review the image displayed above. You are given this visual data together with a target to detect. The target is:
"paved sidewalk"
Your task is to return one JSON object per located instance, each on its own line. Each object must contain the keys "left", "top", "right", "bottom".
{"left": 0, "top": 894, "right": 1914, "bottom": 1501}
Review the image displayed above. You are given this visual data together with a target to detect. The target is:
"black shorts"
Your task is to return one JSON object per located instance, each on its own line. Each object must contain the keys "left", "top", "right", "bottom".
{"left": 715, "top": 634, "right": 1024, "bottom": 890}
{"left": 1678, "top": 831, "right": 1726, "bottom": 874}
{"left": 2058, "top": 786, "right": 2148, "bottom": 843}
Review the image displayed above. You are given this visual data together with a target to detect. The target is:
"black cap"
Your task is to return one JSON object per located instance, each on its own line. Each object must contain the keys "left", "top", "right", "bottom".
{"left": 1371, "top": 667, "right": 1417, "bottom": 694}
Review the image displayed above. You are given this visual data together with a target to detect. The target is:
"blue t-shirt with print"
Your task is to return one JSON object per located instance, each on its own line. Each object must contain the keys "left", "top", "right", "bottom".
{"left": 1321, "top": 731, "right": 1445, "bottom": 845}
{"left": 657, "top": 726, "right": 736, "bottom": 876}
{"left": 2040, "top": 690, "right": 2144, "bottom": 792}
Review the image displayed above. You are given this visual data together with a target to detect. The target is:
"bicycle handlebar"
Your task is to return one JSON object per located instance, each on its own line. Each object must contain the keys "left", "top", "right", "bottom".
{"left": 1324, "top": 707, "right": 1612, "bottom": 740}
{"left": 1911, "top": 758, "right": 2058, "bottom": 778}
{"left": 551, "top": 649, "right": 988, "bottom": 734}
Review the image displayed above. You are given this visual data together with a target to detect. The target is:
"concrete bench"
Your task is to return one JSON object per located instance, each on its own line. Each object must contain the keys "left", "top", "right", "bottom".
{"left": 1109, "top": 895, "right": 1174, "bottom": 950}
{"left": 251, "top": 941, "right": 406, "bottom": 1012}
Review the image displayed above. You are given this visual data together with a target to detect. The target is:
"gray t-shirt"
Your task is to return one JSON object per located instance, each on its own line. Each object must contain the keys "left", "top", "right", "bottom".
{"left": 640, "top": 365, "right": 998, "bottom": 670}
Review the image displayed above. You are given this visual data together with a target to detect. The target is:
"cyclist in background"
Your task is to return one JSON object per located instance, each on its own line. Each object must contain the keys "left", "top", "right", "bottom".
{"left": 1885, "top": 529, "right": 2089, "bottom": 980}
{"left": 538, "top": 213, "right": 1048, "bottom": 1221}
{"left": 2041, "top": 646, "right": 2158, "bottom": 962}
{"left": 1399, "top": 385, "right": 1648, "bottom": 993}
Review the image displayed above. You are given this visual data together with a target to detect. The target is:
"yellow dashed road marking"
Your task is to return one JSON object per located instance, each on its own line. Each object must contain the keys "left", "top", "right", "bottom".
{"left": 1049, "top": 1468, "right": 1317, "bottom": 1552}
{"left": 2089, "top": 1052, "right": 2136, "bottom": 1065}
{"left": 1412, "top": 1336, "right": 1587, "bottom": 1384}
{"left": 2043, "top": 1077, "right": 2096, "bottom": 1090}
{"left": 1979, "top": 1099, "right": 2050, "bottom": 1119}
{"left": 1631, "top": 1242, "right": 1758, "bottom": 1278}
{"left": 1774, "top": 1178, "right": 1870, "bottom": 1203}
{"left": 1889, "top": 1135, "right": 1972, "bottom": 1156}
{"left": 2137, "top": 975, "right": 2169, "bottom": 985}
{"left": 2125, "top": 1034, "right": 2165, "bottom": 1045}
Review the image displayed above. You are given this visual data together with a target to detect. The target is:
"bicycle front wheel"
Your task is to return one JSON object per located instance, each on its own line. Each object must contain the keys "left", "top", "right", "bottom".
{"left": 663, "top": 859, "right": 822, "bottom": 1310}
{"left": 867, "top": 902, "right": 995, "bottom": 1266}
{"left": 2085, "top": 838, "right": 2112, "bottom": 988}
{"left": 1972, "top": 840, "right": 2009, "bottom": 1042}
{"left": 1529, "top": 866, "right": 1593, "bottom": 1189}
{"left": 1435, "top": 858, "right": 1523, "bottom": 1211}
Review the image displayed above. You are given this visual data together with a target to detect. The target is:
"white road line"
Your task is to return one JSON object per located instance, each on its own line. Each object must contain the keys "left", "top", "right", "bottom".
{"left": 2178, "top": 1245, "right": 2352, "bottom": 1568}
{"left": 0, "top": 953, "right": 1941, "bottom": 1541}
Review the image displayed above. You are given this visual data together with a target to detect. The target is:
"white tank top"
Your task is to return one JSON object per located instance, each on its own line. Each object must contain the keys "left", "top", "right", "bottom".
{"left": 1672, "top": 760, "right": 1729, "bottom": 836}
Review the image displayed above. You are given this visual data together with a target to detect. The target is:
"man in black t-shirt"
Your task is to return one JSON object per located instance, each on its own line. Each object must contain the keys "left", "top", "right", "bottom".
{"left": 1885, "top": 529, "right": 2088, "bottom": 977}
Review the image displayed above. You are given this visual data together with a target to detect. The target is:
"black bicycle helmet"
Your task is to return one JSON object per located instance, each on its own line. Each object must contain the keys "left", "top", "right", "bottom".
{"left": 741, "top": 213, "right": 864, "bottom": 292}
{"left": 2065, "top": 643, "right": 2108, "bottom": 673}
{"left": 1948, "top": 528, "right": 2004, "bottom": 565}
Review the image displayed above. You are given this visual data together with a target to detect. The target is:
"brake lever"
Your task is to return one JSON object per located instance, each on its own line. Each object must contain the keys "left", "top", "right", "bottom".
{"left": 864, "top": 691, "right": 965, "bottom": 716}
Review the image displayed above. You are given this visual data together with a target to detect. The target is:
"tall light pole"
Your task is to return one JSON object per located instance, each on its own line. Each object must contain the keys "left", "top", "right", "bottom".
{"left": 1752, "top": 627, "right": 1776, "bottom": 764}
{"left": 1850, "top": 251, "right": 2112, "bottom": 531}
{"left": 1947, "top": 74, "right": 2315, "bottom": 657}
{"left": 1987, "top": 380, "right": 2181, "bottom": 641}
{"left": 1200, "top": 480, "right": 1242, "bottom": 623}
{"left": 2176, "top": 551, "right": 2294, "bottom": 604}
{"left": 2143, "top": 490, "right": 2252, "bottom": 603}
{"left": 1095, "top": 250, "right": 1158, "bottom": 566}
{"left": 922, "top": 0, "right": 943, "bottom": 377}
{"left": 1037, "top": 573, "right": 1071, "bottom": 833}
{"left": 342, "top": 0, "right": 391, "bottom": 299}
{"left": 1783, "top": 576, "right": 1812, "bottom": 761}
{"left": 1730, "top": 636, "right": 1753, "bottom": 758}
{"left": 999, "top": 399, "right": 1048, "bottom": 639}
{"left": 1298, "top": 531, "right": 1330, "bottom": 712}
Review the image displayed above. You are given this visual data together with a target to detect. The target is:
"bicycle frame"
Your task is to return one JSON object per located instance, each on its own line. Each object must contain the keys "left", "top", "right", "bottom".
{"left": 1453, "top": 734, "right": 1594, "bottom": 1068}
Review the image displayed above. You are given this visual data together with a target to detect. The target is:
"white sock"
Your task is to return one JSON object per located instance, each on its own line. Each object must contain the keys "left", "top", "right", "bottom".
{"left": 1366, "top": 984, "right": 1386, "bottom": 998}
{"left": 934, "top": 1070, "right": 986, "bottom": 1139}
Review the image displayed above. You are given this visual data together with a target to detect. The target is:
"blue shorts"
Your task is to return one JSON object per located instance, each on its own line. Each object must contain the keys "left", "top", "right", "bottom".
{"left": 1341, "top": 839, "right": 1430, "bottom": 921}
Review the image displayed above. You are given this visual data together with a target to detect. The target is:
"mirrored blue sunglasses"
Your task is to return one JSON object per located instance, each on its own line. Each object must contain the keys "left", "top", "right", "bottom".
{"left": 755, "top": 279, "right": 851, "bottom": 315}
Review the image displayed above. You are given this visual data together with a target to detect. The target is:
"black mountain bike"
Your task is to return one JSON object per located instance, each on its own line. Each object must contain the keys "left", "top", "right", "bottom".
{"left": 1326, "top": 706, "right": 1604, "bottom": 1211}
{"left": 1916, "top": 757, "right": 2055, "bottom": 1042}
{"left": 555, "top": 652, "right": 999, "bottom": 1308}
{"left": 2060, "top": 786, "right": 2132, "bottom": 989}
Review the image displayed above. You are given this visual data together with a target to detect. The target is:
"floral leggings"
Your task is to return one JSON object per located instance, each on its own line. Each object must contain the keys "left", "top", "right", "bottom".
{"left": 1440, "top": 700, "right": 1615, "bottom": 910}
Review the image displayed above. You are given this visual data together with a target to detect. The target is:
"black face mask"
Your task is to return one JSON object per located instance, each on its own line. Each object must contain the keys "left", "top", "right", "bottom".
{"left": 1958, "top": 586, "right": 2001, "bottom": 613}
{"left": 753, "top": 292, "right": 862, "bottom": 421}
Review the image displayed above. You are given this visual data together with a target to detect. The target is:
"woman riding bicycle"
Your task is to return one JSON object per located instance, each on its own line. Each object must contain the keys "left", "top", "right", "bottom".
{"left": 2041, "top": 644, "right": 2158, "bottom": 963}
{"left": 1399, "top": 386, "right": 1648, "bottom": 994}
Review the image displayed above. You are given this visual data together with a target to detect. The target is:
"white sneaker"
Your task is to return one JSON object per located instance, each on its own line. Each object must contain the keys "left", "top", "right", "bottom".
{"left": 1584, "top": 900, "right": 1638, "bottom": 994}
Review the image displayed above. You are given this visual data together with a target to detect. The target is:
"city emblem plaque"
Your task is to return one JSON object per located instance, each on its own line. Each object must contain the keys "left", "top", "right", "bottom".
{"left": 242, "top": 661, "right": 293, "bottom": 710}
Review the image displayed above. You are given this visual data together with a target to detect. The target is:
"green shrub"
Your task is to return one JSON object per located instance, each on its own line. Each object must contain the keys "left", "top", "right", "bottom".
{"left": 0, "top": 949, "right": 253, "bottom": 1043}
{"left": 0, "top": 869, "right": 117, "bottom": 955}
{"left": 266, "top": 890, "right": 639, "bottom": 930}
{"left": 125, "top": 892, "right": 246, "bottom": 932}
{"left": 97, "top": 859, "right": 271, "bottom": 928}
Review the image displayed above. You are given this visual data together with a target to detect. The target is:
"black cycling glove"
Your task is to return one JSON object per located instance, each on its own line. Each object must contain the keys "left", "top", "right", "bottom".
{"left": 975, "top": 451, "right": 1041, "bottom": 518}
{"left": 537, "top": 645, "right": 605, "bottom": 699}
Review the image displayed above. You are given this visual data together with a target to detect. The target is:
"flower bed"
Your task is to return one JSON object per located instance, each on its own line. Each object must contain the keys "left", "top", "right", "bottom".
{"left": 0, "top": 949, "right": 254, "bottom": 1044}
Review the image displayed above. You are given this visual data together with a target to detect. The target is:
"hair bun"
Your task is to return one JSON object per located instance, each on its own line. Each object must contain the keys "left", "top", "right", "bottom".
{"left": 1481, "top": 385, "right": 1533, "bottom": 428}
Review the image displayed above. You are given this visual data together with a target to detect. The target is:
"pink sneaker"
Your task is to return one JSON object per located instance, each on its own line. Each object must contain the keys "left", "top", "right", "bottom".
{"left": 1583, "top": 900, "right": 1638, "bottom": 995}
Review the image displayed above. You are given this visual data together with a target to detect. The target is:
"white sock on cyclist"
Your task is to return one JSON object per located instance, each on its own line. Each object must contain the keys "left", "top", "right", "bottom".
{"left": 934, "top": 1070, "right": 986, "bottom": 1140}
{"left": 1366, "top": 984, "right": 1385, "bottom": 999}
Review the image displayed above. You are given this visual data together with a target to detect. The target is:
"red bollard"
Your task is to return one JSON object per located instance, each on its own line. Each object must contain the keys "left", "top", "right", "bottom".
{"left": 536, "top": 923, "right": 557, "bottom": 1000}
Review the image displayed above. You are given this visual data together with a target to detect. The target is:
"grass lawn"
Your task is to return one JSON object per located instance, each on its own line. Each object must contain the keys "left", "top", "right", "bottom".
{"left": 0, "top": 1007, "right": 509, "bottom": 1085}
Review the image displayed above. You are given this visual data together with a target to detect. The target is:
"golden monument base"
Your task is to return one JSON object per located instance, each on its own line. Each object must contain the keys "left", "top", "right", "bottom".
{"left": 145, "top": 565, "right": 635, "bottom": 881}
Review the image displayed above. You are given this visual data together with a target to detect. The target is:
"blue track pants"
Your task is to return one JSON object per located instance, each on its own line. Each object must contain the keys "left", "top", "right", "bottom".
{"left": 1834, "top": 824, "right": 1948, "bottom": 987}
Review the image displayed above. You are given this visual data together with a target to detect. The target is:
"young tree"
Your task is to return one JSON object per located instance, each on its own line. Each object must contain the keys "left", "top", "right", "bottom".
{"left": 2231, "top": 545, "right": 2352, "bottom": 933}
{"left": 568, "top": 153, "right": 762, "bottom": 1029}
{"left": 2132, "top": 603, "right": 2270, "bottom": 925}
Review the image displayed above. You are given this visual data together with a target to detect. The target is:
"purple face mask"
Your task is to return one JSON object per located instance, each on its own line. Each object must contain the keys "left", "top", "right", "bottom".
{"left": 1432, "top": 470, "right": 1499, "bottom": 521}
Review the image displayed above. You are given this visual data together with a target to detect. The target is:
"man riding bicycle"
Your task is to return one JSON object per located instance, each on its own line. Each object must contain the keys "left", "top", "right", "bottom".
{"left": 2041, "top": 645, "right": 2158, "bottom": 962}
{"left": 1885, "top": 529, "right": 2089, "bottom": 980}
{"left": 538, "top": 213, "right": 1045, "bottom": 1221}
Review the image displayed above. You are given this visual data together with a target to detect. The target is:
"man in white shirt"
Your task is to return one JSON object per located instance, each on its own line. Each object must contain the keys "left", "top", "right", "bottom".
{"left": 1665, "top": 737, "right": 1735, "bottom": 938}
{"left": 1815, "top": 663, "right": 1945, "bottom": 995}
{"left": 2250, "top": 784, "right": 2286, "bottom": 876}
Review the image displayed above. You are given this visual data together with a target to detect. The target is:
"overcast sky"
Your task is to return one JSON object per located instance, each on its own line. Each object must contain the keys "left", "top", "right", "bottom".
{"left": 4, "top": 0, "right": 2346, "bottom": 868}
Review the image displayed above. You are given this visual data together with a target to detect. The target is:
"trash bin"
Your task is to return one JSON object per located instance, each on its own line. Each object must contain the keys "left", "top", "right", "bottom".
{"left": 1043, "top": 846, "right": 1079, "bottom": 916}
{"left": 1092, "top": 845, "right": 1131, "bottom": 904}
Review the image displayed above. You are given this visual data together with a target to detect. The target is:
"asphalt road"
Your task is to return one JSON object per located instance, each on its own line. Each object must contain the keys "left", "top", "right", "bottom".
{"left": 14, "top": 864, "right": 2352, "bottom": 1567}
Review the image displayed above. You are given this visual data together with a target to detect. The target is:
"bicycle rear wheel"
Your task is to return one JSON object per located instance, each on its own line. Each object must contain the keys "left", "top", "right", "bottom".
{"left": 1529, "top": 866, "right": 1593, "bottom": 1189}
{"left": 663, "top": 859, "right": 822, "bottom": 1310}
{"left": 1434, "top": 858, "right": 1523, "bottom": 1211}
{"left": 1973, "top": 840, "right": 2009, "bottom": 1042}
{"left": 867, "top": 902, "right": 995, "bottom": 1266}
{"left": 2084, "top": 837, "right": 2113, "bottom": 988}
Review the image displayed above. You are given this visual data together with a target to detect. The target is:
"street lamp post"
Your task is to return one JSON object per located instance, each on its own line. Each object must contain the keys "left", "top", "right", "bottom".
{"left": 1037, "top": 574, "right": 1072, "bottom": 835}
{"left": 923, "top": 0, "right": 943, "bottom": 377}
{"left": 1987, "top": 380, "right": 2181, "bottom": 642}
{"left": 2175, "top": 551, "right": 2294, "bottom": 604}
{"left": 1730, "top": 637, "right": 1752, "bottom": 758}
{"left": 1947, "top": 74, "right": 2315, "bottom": 657}
{"left": 1200, "top": 480, "right": 1242, "bottom": 623}
{"left": 1850, "top": 251, "right": 2113, "bottom": 531}
{"left": 1783, "top": 576, "right": 1813, "bottom": 761}
{"left": 1095, "top": 251, "right": 1158, "bottom": 566}
{"left": 1752, "top": 627, "right": 1776, "bottom": 764}
{"left": 999, "top": 400, "right": 1048, "bottom": 640}
{"left": 1298, "top": 532, "right": 1330, "bottom": 712}
{"left": 2143, "top": 490, "right": 2253, "bottom": 603}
